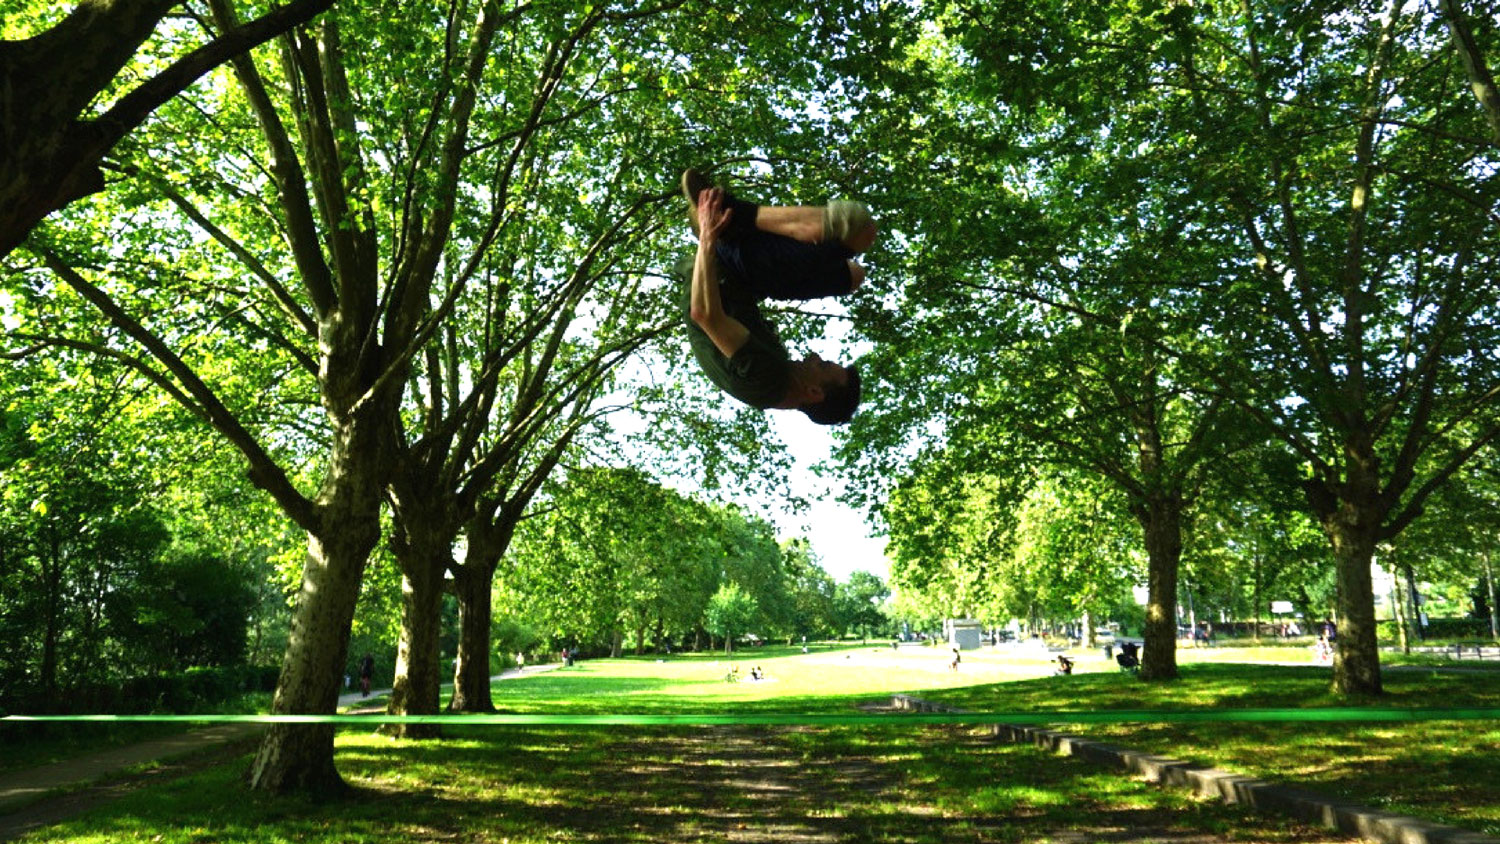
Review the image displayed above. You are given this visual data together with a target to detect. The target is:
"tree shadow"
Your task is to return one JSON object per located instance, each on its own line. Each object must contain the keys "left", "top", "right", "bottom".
{"left": 34, "top": 722, "right": 1359, "bottom": 843}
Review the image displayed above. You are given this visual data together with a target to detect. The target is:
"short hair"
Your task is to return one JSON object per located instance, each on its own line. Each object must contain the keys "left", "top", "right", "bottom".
{"left": 802, "top": 365, "right": 861, "bottom": 425}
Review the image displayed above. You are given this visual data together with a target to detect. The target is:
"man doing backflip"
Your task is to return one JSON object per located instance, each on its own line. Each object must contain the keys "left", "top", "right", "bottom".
{"left": 679, "top": 169, "right": 875, "bottom": 425}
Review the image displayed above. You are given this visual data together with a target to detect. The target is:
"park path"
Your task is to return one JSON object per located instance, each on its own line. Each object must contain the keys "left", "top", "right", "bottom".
{"left": 0, "top": 664, "right": 557, "bottom": 839}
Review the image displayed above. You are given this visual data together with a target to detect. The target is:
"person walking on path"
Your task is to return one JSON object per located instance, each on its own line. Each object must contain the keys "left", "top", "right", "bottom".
{"left": 679, "top": 169, "right": 875, "bottom": 425}
{"left": 358, "top": 653, "right": 374, "bottom": 697}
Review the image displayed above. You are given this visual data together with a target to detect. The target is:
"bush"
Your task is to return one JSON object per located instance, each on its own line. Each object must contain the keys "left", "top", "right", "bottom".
{"left": 1380, "top": 617, "right": 1493, "bottom": 640}
{"left": 492, "top": 615, "right": 543, "bottom": 661}
{"left": 8, "top": 664, "right": 283, "bottom": 715}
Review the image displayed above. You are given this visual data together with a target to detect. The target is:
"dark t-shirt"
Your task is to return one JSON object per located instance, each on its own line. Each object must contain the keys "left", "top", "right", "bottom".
{"left": 678, "top": 255, "right": 790, "bottom": 409}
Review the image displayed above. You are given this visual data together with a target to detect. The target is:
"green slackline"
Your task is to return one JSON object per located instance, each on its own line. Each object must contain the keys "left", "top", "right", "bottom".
{"left": 2, "top": 708, "right": 1498, "bottom": 726}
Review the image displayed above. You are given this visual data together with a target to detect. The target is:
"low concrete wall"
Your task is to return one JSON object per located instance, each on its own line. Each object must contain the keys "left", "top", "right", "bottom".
{"left": 890, "top": 694, "right": 1499, "bottom": 844}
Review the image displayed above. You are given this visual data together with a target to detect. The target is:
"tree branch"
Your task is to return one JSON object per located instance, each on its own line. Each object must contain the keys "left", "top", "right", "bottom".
{"left": 94, "top": 0, "right": 336, "bottom": 154}
{"left": 32, "top": 246, "right": 320, "bottom": 533}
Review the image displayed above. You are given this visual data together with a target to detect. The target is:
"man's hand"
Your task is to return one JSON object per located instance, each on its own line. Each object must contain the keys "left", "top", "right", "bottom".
{"left": 697, "top": 187, "right": 732, "bottom": 244}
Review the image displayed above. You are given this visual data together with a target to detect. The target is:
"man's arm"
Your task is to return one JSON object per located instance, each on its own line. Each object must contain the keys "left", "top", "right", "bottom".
{"left": 688, "top": 189, "right": 750, "bottom": 358}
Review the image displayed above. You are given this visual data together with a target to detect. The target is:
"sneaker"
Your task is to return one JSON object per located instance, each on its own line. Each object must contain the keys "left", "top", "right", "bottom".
{"left": 823, "top": 199, "right": 873, "bottom": 246}
{"left": 682, "top": 168, "right": 713, "bottom": 233}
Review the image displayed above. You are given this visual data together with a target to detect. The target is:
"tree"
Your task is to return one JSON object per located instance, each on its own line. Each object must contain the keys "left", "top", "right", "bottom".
{"left": 1163, "top": 1, "right": 1500, "bottom": 694}
{"left": 0, "top": 344, "right": 272, "bottom": 710}
{"left": 704, "top": 582, "right": 758, "bottom": 655}
{"left": 1008, "top": 472, "right": 1139, "bottom": 646}
{"left": 13, "top": 0, "right": 498, "bottom": 790}
{"left": 834, "top": 570, "right": 890, "bottom": 641}
{"left": 840, "top": 0, "right": 1500, "bottom": 695}
{"left": 828, "top": 0, "right": 1260, "bottom": 680}
{"left": 496, "top": 468, "right": 720, "bottom": 658}
{"left": 883, "top": 451, "right": 1021, "bottom": 624}
{"left": 780, "top": 539, "right": 838, "bottom": 643}
{"left": 0, "top": 0, "right": 334, "bottom": 255}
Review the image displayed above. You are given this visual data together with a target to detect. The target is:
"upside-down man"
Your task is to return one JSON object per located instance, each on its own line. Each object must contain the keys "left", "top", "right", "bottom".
{"left": 679, "top": 170, "right": 875, "bottom": 425}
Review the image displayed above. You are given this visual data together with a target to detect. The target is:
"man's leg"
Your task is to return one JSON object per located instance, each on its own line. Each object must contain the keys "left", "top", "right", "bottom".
{"left": 682, "top": 169, "right": 875, "bottom": 252}
{"left": 735, "top": 201, "right": 876, "bottom": 253}
{"left": 749, "top": 205, "right": 823, "bottom": 245}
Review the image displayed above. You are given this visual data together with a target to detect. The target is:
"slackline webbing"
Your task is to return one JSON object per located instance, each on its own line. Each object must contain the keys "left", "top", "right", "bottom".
{"left": 2, "top": 708, "right": 1498, "bottom": 726}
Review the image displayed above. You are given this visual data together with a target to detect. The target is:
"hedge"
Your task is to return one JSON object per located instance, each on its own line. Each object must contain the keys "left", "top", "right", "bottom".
{"left": 3, "top": 664, "right": 281, "bottom": 716}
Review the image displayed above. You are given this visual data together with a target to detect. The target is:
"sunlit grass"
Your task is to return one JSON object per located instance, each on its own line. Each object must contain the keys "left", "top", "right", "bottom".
{"left": 484, "top": 642, "right": 1076, "bottom": 713}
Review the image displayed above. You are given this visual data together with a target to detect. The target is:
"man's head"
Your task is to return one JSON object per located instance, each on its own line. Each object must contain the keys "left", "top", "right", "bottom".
{"left": 793, "top": 352, "right": 861, "bottom": 425}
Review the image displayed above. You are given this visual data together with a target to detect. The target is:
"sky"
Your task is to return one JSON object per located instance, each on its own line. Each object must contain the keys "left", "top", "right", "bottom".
{"left": 762, "top": 408, "right": 889, "bottom": 584}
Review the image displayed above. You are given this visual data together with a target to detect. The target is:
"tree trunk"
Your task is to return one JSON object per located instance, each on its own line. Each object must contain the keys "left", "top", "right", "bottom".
{"left": 1138, "top": 497, "right": 1182, "bottom": 681}
{"left": 1324, "top": 505, "right": 1383, "bottom": 695}
{"left": 1391, "top": 560, "right": 1409, "bottom": 654}
{"left": 1439, "top": 0, "right": 1500, "bottom": 142}
{"left": 1484, "top": 551, "right": 1498, "bottom": 642}
{"left": 40, "top": 533, "right": 62, "bottom": 700}
{"left": 1403, "top": 563, "right": 1425, "bottom": 642}
{"left": 247, "top": 513, "right": 378, "bottom": 793}
{"left": 449, "top": 561, "right": 495, "bottom": 713}
{"left": 1252, "top": 552, "right": 1263, "bottom": 643}
{"left": 246, "top": 391, "right": 389, "bottom": 792}
{"left": 385, "top": 535, "right": 448, "bottom": 739}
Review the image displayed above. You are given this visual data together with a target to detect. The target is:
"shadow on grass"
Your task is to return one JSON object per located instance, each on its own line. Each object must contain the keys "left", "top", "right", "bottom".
{"left": 25, "top": 724, "right": 1357, "bottom": 843}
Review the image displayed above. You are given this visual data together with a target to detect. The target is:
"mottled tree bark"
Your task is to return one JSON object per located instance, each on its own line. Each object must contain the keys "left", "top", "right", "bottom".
{"left": 1306, "top": 454, "right": 1385, "bottom": 696}
{"left": 247, "top": 462, "right": 382, "bottom": 793}
{"left": 1138, "top": 497, "right": 1183, "bottom": 681}
{"left": 448, "top": 559, "right": 496, "bottom": 713}
{"left": 385, "top": 516, "right": 450, "bottom": 739}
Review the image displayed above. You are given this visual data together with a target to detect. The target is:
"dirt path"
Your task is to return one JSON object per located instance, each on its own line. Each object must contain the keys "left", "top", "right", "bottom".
{"left": 0, "top": 723, "right": 262, "bottom": 817}
{"left": 0, "top": 731, "right": 260, "bottom": 842}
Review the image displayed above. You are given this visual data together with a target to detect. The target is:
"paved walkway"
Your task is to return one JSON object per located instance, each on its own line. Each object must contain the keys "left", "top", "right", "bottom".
{"left": 0, "top": 665, "right": 557, "bottom": 821}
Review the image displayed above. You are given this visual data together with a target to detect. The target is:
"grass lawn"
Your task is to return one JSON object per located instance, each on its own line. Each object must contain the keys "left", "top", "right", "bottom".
{"left": 920, "top": 643, "right": 1500, "bottom": 836}
{"left": 10, "top": 643, "right": 1494, "bottom": 842}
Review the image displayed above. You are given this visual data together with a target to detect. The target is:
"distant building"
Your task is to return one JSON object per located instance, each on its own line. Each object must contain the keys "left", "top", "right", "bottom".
{"left": 945, "top": 618, "right": 983, "bottom": 650}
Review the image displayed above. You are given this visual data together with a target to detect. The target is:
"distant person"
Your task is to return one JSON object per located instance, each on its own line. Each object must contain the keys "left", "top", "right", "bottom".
{"left": 1055, "top": 655, "right": 1074, "bottom": 675}
{"left": 358, "top": 653, "right": 374, "bottom": 697}
{"left": 950, "top": 647, "right": 961, "bottom": 671}
{"left": 1116, "top": 642, "right": 1140, "bottom": 672}
{"left": 515, "top": 652, "right": 526, "bottom": 672}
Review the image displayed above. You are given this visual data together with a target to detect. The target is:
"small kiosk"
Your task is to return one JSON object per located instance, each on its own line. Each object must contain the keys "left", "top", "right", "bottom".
{"left": 945, "top": 618, "right": 984, "bottom": 650}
